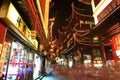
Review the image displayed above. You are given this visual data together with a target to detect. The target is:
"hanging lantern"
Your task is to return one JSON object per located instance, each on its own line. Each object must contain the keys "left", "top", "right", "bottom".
{"left": 44, "top": 51, "right": 47, "bottom": 56}
{"left": 39, "top": 44, "right": 43, "bottom": 51}
{"left": 31, "top": 30, "right": 36, "bottom": 39}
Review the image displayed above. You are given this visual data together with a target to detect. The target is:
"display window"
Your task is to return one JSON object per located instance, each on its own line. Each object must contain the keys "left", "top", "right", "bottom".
{"left": 93, "top": 57, "right": 103, "bottom": 68}
{"left": 6, "top": 41, "right": 27, "bottom": 80}
{"left": 1, "top": 39, "right": 39, "bottom": 80}
{"left": 68, "top": 56, "right": 73, "bottom": 68}
{"left": 0, "top": 39, "right": 39, "bottom": 80}
{"left": 25, "top": 51, "right": 34, "bottom": 80}
{"left": 33, "top": 54, "right": 42, "bottom": 79}
{"left": 83, "top": 55, "right": 92, "bottom": 68}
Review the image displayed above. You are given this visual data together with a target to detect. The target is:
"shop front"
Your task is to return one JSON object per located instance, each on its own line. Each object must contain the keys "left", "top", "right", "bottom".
{"left": 1, "top": 39, "right": 41, "bottom": 80}
{"left": 0, "top": 38, "right": 41, "bottom": 80}
{"left": 111, "top": 34, "right": 120, "bottom": 63}
{"left": 6, "top": 41, "right": 29, "bottom": 80}
{"left": 0, "top": 1, "right": 41, "bottom": 80}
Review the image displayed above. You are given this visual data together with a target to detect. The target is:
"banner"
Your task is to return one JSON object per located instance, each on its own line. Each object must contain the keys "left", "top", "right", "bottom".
{"left": 0, "top": 23, "right": 7, "bottom": 56}
{"left": 0, "top": 23, "right": 7, "bottom": 44}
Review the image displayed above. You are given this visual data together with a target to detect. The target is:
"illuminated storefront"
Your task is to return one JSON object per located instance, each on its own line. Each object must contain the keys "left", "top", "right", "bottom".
{"left": 0, "top": 1, "right": 41, "bottom": 80}
{"left": 0, "top": 39, "right": 41, "bottom": 80}
{"left": 83, "top": 55, "right": 92, "bottom": 68}
{"left": 68, "top": 58, "right": 73, "bottom": 68}
{"left": 6, "top": 41, "right": 27, "bottom": 80}
{"left": 93, "top": 57, "right": 103, "bottom": 68}
{"left": 1, "top": 40, "right": 41, "bottom": 80}
{"left": 33, "top": 54, "right": 42, "bottom": 79}
{"left": 111, "top": 34, "right": 120, "bottom": 62}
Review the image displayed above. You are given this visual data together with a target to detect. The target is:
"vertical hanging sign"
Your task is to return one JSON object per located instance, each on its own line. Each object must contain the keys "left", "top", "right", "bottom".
{"left": 0, "top": 23, "right": 7, "bottom": 44}
{"left": 0, "top": 22, "right": 7, "bottom": 55}
{"left": 0, "top": 22, "right": 7, "bottom": 77}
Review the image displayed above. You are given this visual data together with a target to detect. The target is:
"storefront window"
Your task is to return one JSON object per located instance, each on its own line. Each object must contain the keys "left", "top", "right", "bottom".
{"left": 68, "top": 56, "right": 73, "bottom": 68}
{"left": 83, "top": 55, "right": 92, "bottom": 68}
{"left": 1, "top": 40, "right": 39, "bottom": 80}
{"left": 26, "top": 52, "right": 33, "bottom": 80}
{"left": 33, "top": 54, "right": 42, "bottom": 79}
{"left": 6, "top": 41, "right": 27, "bottom": 80}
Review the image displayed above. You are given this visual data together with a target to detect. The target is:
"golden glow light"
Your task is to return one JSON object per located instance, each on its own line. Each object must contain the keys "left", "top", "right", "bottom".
{"left": 93, "top": 36, "right": 98, "bottom": 41}
{"left": 40, "top": 44, "right": 43, "bottom": 51}
{"left": 7, "top": 3, "right": 20, "bottom": 27}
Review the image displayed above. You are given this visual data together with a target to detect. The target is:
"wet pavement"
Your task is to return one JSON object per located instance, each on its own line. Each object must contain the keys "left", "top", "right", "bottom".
{"left": 36, "top": 64, "right": 120, "bottom": 80}
{"left": 41, "top": 76, "right": 69, "bottom": 80}
{"left": 42, "top": 76, "right": 59, "bottom": 80}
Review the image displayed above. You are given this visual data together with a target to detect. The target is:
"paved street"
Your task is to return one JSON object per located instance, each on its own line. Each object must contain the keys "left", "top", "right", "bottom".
{"left": 38, "top": 64, "right": 120, "bottom": 80}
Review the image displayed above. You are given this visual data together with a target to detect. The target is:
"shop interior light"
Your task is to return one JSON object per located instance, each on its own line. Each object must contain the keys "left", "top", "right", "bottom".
{"left": 116, "top": 50, "right": 120, "bottom": 57}
{"left": 69, "top": 60, "right": 73, "bottom": 68}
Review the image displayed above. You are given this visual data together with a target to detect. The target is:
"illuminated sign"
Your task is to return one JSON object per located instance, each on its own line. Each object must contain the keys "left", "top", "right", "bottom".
{"left": 0, "top": 2, "right": 38, "bottom": 50}
{"left": 33, "top": 39, "right": 38, "bottom": 49}
{"left": 7, "top": 3, "right": 20, "bottom": 28}
{"left": 31, "top": 30, "right": 36, "bottom": 39}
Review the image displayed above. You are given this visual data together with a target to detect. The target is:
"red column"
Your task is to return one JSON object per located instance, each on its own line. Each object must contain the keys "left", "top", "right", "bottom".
{"left": 111, "top": 37, "right": 119, "bottom": 63}
{"left": 100, "top": 44, "right": 106, "bottom": 64}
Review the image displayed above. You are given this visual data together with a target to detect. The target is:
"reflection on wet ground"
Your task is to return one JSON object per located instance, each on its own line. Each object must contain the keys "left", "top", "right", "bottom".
{"left": 42, "top": 76, "right": 69, "bottom": 80}
{"left": 42, "top": 63, "right": 120, "bottom": 80}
